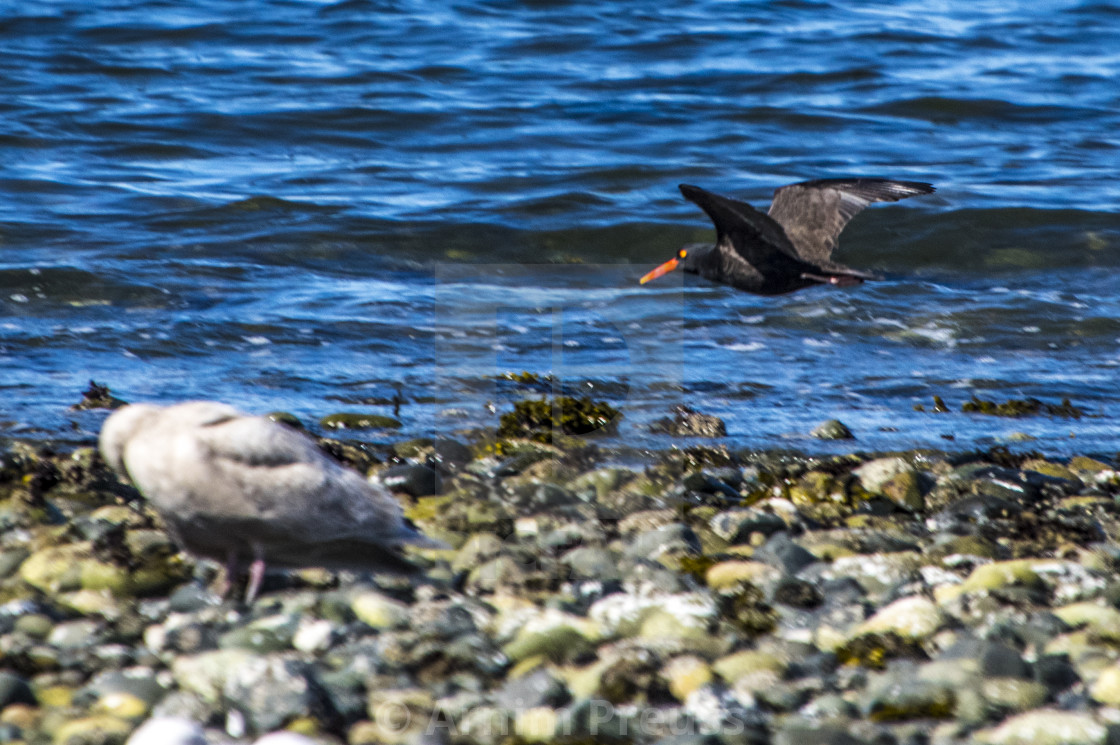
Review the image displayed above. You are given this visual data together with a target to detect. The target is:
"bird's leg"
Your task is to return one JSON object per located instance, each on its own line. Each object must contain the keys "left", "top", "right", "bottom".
{"left": 244, "top": 545, "right": 267, "bottom": 604}
{"left": 214, "top": 549, "right": 240, "bottom": 599}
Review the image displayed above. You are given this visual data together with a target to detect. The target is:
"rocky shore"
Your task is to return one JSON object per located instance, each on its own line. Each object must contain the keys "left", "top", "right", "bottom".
{"left": 3, "top": 401, "right": 1120, "bottom": 745}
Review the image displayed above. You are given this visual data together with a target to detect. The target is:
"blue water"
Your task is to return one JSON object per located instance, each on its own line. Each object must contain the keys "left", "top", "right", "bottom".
{"left": 3, "top": 0, "right": 1120, "bottom": 455}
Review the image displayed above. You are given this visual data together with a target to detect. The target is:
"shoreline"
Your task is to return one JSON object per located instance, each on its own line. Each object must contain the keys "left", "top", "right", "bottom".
{"left": 2, "top": 410, "right": 1120, "bottom": 745}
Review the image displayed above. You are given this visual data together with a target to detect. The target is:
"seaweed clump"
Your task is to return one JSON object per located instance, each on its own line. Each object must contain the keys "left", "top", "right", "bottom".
{"left": 497, "top": 396, "right": 620, "bottom": 444}
{"left": 914, "top": 395, "right": 951, "bottom": 413}
{"left": 70, "top": 380, "right": 127, "bottom": 411}
{"left": 961, "top": 395, "right": 1084, "bottom": 419}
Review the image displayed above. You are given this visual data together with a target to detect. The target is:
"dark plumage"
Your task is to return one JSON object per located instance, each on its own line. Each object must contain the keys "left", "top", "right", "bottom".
{"left": 640, "top": 179, "right": 935, "bottom": 295}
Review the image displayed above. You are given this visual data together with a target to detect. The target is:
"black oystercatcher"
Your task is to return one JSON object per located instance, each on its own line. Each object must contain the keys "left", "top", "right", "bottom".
{"left": 640, "top": 179, "right": 935, "bottom": 295}
{"left": 99, "top": 401, "right": 445, "bottom": 603}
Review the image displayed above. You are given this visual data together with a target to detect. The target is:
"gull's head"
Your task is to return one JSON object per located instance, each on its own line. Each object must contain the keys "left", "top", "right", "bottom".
{"left": 98, "top": 403, "right": 164, "bottom": 478}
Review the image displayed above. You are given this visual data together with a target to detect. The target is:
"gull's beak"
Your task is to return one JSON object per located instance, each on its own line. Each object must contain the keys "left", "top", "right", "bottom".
{"left": 639, "top": 257, "right": 679, "bottom": 285}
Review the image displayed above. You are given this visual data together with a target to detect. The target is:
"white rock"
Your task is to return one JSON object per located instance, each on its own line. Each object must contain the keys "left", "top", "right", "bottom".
{"left": 126, "top": 717, "right": 207, "bottom": 745}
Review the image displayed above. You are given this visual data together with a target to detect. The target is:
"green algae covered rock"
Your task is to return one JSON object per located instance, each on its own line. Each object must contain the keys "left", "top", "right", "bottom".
{"left": 497, "top": 396, "right": 620, "bottom": 444}
{"left": 19, "top": 540, "right": 188, "bottom": 599}
{"left": 319, "top": 412, "right": 402, "bottom": 430}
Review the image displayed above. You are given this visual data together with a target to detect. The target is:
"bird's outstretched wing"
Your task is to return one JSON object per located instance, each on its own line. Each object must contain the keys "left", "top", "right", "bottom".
{"left": 767, "top": 178, "right": 935, "bottom": 265}
{"left": 679, "top": 183, "right": 803, "bottom": 267}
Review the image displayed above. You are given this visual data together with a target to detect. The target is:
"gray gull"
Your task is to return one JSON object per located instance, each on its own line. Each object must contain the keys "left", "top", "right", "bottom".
{"left": 99, "top": 401, "right": 444, "bottom": 602}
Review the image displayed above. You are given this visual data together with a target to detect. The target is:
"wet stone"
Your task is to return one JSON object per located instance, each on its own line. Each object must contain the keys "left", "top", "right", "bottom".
{"left": 223, "top": 656, "right": 320, "bottom": 735}
{"left": 491, "top": 667, "right": 570, "bottom": 712}
{"left": 561, "top": 546, "right": 623, "bottom": 583}
{"left": 863, "top": 667, "right": 956, "bottom": 721}
{"left": 319, "top": 412, "right": 402, "bottom": 430}
{"left": 380, "top": 463, "right": 441, "bottom": 497}
{"left": 811, "top": 420, "right": 854, "bottom": 440}
{"left": 680, "top": 471, "right": 740, "bottom": 502}
{"left": 766, "top": 575, "right": 821, "bottom": 608}
{"left": 709, "top": 509, "right": 790, "bottom": 545}
{"left": 625, "top": 524, "right": 702, "bottom": 563}
{"left": 0, "top": 672, "right": 35, "bottom": 708}
{"left": 751, "top": 533, "right": 817, "bottom": 574}
{"left": 972, "top": 708, "right": 1108, "bottom": 745}
{"left": 649, "top": 405, "right": 728, "bottom": 437}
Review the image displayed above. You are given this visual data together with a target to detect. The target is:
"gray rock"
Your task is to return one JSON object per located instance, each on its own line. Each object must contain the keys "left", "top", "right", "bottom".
{"left": 625, "top": 524, "right": 702, "bottom": 562}
{"left": 1034, "top": 653, "right": 1080, "bottom": 695}
{"left": 380, "top": 463, "right": 441, "bottom": 497}
{"left": 491, "top": 667, "right": 570, "bottom": 711}
{"left": 125, "top": 717, "right": 206, "bottom": 745}
{"left": 810, "top": 419, "right": 853, "bottom": 440}
{"left": 561, "top": 546, "right": 623, "bottom": 583}
{"left": 223, "top": 656, "right": 321, "bottom": 735}
{"left": 76, "top": 667, "right": 167, "bottom": 716}
{"left": 771, "top": 577, "right": 823, "bottom": 608}
{"left": 774, "top": 722, "right": 862, "bottom": 745}
{"left": 752, "top": 533, "right": 817, "bottom": 574}
{"left": 927, "top": 493, "right": 1022, "bottom": 534}
{"left": 0, "top": 671, "right": 35, "bottom": 708}
{"left": 254, "top": 733, "right": 320, "bottom": 745}
{"left": 218, "top": 613, "right": 300, "bottom": 653}
{"left": 432, "top": 438, "right": 472, "bottom": 467}
{"left": 48, "top": 619, "right": 103, "bottom": 649}
{"left": 0, "top": 548, "right": 29, "bottom": 579}
{"left": 650, "top": 736, "right": 722, "bottom": 745}
{"left": 649, "top": 406, "right": 727, "bottom": 437}
{"left": 710, "top": 509, "right": 791, "bottom": 545}
{"left": 863, "top": 667, "right": 956, "bottom": 721}
{"left": 681, "top": 472, "right": 741, "bottom": 502}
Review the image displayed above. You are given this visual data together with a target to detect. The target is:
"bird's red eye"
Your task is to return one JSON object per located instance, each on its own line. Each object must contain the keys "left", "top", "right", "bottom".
{"left": 679, "top": 249, "right": 688, "bottom": 258}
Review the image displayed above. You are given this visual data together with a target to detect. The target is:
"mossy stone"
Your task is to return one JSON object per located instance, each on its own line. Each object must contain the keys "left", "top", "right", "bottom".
{"left": 502, "top": 625, "right": 593, "bottom": 664}
{"left": 218, "top": 614, "right": 300, "bottom": 653}
{"left": 1053, "top": 602, "right": 1120, "bottom": 643}
{"left": 663, "top": 656, "right": 712, "bottom": 701}
{"left": 712, "top": 649, "right": 788, "bottom": 686}
{"left": 1090, "top": 664, "right": 1120, "bottom": 706}
{"left": 973, "top": 709, "right": 1107, "bottom": 745}
{"left": 855, "top": 596, "right": 945, "bottom": 641}
{"left": 928, "top": 535, "right": 1001, "bottom": 562}
{"left": 1068, "top": 456, "right": 1112, "bottom": 474}
{"left": 704, "top": 560, "right": 778, "bottom": 591}
{"left": 351, "top": 592, "right": 411, "bottom": 630}
{"left": 19, "top": 544, "right": 85, "bottom": 595}
{"left": 810, "top": 419, "right": 853, "bottom": 440}
{"left": 638, "top": 608, "right": 710, "bottom": 642}
{"left": 13, "top": 613, "right": 54, "bottom": 639}
{"left": 266, "top": 411, "right": 304, "bottom": 429}
{"left": 980, "top": 677, "right": 1049, "bottom": 713}
{"left": 391, "top": 437, "right": 434, "bottom": 459}
{"left": 91, "top": 691, "right": 150, "bottom": 720}
{"left": 319, "top": 412, "right": 402, "bottom": 430}
{"left": 1021, "top": 459, "right": 1080, "bottom": 483}
{"left": 52, "top": 714, "right": 133, "bottom": 745}
{"left": 959, "top": 559, "right": 1045, "bottom": 595}
{"left": 880, "top": 470, "right": 924, "bottom": 511}
{"left": 567, "top": 468, "right": 634, "bottom": 501}
{"left": 513, "top": 706, "right": 558, "bottom": 742}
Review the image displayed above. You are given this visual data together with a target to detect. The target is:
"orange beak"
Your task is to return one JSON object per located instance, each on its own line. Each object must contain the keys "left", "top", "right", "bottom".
{"left": 639, "top": 257, "right": 679, "bottom": 285}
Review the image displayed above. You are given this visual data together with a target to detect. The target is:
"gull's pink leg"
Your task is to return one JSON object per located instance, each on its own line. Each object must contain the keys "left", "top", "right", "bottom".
{"left": 244, "top": 547, "right": 266, "bottom": 604}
